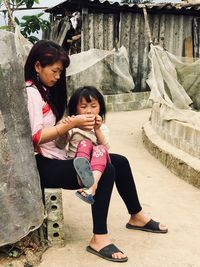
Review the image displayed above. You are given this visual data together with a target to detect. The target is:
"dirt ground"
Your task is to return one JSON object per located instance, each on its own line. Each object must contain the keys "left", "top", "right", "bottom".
{"left": 2, "top": 109, "right": 200, "bottom": 267}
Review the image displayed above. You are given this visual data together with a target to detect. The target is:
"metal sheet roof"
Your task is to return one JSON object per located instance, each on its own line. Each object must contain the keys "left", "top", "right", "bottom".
{"left": 45, "top": 0, "right": 200, "bottom": 15}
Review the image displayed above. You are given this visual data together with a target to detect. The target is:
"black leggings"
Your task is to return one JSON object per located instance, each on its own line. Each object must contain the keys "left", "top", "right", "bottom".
{"left": 35, "top": 153, "right": 142, "bottom": 234}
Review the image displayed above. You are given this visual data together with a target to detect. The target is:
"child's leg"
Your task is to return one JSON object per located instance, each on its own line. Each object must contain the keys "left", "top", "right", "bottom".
{"left": 75, "top": 139, "right": 93, "bottom": 160}
{"left": 76, "top": 145, "right": 110, "bottom": 204}
{"left": 73, "top": 139, "right": 94, "bottom": 188}
{"left": 89, "top": 145, "right": 110, "bottom": 193}
{"left": 91, "top": 145, "right": 111, "bottom": 173}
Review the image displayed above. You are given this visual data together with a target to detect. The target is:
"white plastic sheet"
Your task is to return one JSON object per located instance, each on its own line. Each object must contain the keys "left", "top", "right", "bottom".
{"left": 147, "top": 44, "right": 200, "bottom": 127}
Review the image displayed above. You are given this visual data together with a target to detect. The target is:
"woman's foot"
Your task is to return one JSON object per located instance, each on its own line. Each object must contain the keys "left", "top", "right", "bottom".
{"left": 127, "top": 211, "right": 168, "bottom": 233}
{"left": 88, "top": 234, "right": 127, "bottom": 261}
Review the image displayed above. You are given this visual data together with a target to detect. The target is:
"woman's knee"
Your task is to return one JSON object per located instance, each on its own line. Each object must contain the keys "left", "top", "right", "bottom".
{"left": 110, "top": 153, "right": 130, "bottom": 167}
{"left": 102, "top": 163, "right": 115, "bottom": 182}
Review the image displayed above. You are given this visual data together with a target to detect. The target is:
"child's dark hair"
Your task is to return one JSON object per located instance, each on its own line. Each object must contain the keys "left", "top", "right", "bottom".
{"left": 24, "top": 40, "right": 70, "bottom": 122}
{"left": 68, "top": 86, "right": 106, "bottom": 120}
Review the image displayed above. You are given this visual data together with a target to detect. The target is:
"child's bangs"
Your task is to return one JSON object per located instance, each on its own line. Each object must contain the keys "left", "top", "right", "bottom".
{"left": 79, "top": 90, "right": 98, "bottom": 103}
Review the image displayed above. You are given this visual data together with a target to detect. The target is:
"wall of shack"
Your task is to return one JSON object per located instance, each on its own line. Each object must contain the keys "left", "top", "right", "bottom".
{"left": 81, "top": 11, "right": 194, "bottom": 92}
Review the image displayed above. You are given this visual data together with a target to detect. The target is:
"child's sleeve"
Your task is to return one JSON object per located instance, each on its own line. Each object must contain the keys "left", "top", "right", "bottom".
{"left": 55, "top": 127, "right": 72, "bottom": 149}
{"left": 99, "top": 124, "right": 110, "bottom": 150}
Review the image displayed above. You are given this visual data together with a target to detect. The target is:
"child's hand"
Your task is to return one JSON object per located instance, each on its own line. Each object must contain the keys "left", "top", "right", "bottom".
{"left": 94, "top": 115, "right": 103, "bottom": 130}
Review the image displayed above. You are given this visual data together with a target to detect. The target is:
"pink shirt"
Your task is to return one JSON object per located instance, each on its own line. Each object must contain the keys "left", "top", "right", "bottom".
{"left": 26, "top": 82, "right": 68, "bottom": 160}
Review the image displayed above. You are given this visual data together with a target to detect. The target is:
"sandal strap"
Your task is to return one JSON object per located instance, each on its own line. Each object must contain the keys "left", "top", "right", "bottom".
{"left": 82, "top": 188, "right": 93, "bottom": 195}
{"left": 99, "top": 243, "right": 123, "bottom": 258}
{"left": 144, "top": 219, "right": 160, "bottom": 230}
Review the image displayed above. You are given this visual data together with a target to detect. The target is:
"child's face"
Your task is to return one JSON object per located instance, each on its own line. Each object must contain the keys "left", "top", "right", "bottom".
{"left": 76, "top": 96, "right": 100, "bottom": 116}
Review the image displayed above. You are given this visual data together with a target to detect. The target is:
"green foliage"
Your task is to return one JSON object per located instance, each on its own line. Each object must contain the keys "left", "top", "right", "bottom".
{"left": 15, "top": 13, "right": 50, "bottom": 43}
{"left": 3, "top": 0, "right": 50, "bottom": 43}
{"left": 15, "top": 0, "right": 39, "bottom": 8}
{"left": 0, "top": 25, "right": 10, "bottom": 30}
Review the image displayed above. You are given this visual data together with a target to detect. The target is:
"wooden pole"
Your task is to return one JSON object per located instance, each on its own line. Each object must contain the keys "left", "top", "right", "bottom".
{"left": 3, "top": 0, "right": 15, "bottom": 32}
{"left": 142, "top": 6, "right": 153, "bottom": 44}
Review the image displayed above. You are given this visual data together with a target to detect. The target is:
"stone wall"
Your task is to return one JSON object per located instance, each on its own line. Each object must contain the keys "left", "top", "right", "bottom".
{"left": 142, "top": 103, "right": 200, "bottom": 188}
{"left": 150, "top": 103, "right": 200, "bottom": 159}
{"left": 104, "top": 92, "right": 151, "bottom": 112}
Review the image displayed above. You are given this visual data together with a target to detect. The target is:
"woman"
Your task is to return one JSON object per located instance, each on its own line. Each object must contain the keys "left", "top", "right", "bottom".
{"left": 24, "top": 40, "right": 167, "bottom": 263}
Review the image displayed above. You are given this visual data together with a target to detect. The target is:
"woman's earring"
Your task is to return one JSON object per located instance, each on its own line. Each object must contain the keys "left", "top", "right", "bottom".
{"left": 37, "top": 73, "right": 40, "bottom": 81}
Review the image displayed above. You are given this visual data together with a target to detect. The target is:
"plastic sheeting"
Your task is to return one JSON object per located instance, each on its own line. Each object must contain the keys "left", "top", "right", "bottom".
{"left": 0, "top": 29, "right": 45, "bottom": 247}
{"left": 147, "top": 44, "right": 200, "bottom": 128}
{"left": 67, "top": 46, "right": 135, "bottom": 95}
{"left": 43, "top": 16, "right": 134, "bottom": 94}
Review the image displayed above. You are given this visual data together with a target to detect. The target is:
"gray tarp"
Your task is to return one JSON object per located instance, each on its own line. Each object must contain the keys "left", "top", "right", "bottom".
{"left": 0, "top": 30, "right": 45, "bottom": 247}
{"left": 67, "top": 46, "right": 135, "bottom": 96}
{"left": 146, "top": 44, "right": 200, "bottom": 128}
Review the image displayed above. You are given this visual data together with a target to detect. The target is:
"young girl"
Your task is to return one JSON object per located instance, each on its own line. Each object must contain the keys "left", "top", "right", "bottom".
{"left": 57, "top": 86, "right": 111, "bottom": 204}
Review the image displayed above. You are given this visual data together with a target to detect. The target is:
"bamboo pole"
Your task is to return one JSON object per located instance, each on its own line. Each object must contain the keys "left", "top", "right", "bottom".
{"left": 3, "top": 0, "right": 15, "bottom": 32}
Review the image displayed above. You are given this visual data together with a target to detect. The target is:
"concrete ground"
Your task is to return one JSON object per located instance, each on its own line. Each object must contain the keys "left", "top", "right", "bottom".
{"left": 38, "top": 109, "right": 200, "bottom": 267}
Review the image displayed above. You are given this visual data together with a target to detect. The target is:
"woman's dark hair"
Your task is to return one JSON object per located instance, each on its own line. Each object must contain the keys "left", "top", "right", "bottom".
{"left": 68, "top": 86, "right": 106, "bottom": 120}
{"left": 24, "top": 40, "right": 70, "bottom": 122}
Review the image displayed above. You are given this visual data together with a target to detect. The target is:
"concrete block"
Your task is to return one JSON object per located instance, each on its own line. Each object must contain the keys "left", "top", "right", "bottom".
{"left": 44, "top": 188, "right": 65, "bottom": 247}
{"left": 46, "top": 220, "right": 65, "bottom": 247}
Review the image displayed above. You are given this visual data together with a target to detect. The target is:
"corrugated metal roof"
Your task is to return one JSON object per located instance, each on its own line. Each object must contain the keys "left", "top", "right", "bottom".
{"left": 45, "top": 0, "right": 200, "bottom": 15}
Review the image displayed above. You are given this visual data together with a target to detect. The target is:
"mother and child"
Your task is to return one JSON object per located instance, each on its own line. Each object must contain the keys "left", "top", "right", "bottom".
{"left": 24, "top": 40, "right": 168, "bottom": 263}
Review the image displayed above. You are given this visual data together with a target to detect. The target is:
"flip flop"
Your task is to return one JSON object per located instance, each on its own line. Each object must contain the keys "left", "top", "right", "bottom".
{"left": 126, "top": 219, "right": 168, "bottom": 234}
{"left": 86, "top": 243, "right": 128, "bottom": 262}
{"left": 73, "top": 157, "right": 94, "bottom": 188}
{"left": 75, "top": 189, "right": 95, "bottom": 205}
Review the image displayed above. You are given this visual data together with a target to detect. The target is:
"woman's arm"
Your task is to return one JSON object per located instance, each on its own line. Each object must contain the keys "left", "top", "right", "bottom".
{"left": 39, "top": 114, "right": 96, "bottom": 144}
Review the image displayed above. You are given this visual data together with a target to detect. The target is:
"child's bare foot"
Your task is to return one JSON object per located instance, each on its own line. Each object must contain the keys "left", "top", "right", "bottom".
{"left": 75, "top": 188, "right": 95, "bottom": 204}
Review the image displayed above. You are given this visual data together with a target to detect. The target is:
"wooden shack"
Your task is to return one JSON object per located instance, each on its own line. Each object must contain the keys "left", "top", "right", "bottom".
{"left": 45, "top": 0, "right": 200, "bottom": 92}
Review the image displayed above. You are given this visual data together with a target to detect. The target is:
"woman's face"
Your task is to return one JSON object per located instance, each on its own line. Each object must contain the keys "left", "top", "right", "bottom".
{"left": 35, "top": 60, "right": 63, "bottom": 87}
{"left": 76, "top": 96, "right": 100, "bottom": 116}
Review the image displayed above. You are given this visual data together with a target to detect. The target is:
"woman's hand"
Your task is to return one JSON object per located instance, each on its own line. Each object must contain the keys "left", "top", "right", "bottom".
{"left": 69, "top": 114, "right": 96, "bottom": 131}
{"left": 61, "top": 116, "right": 75, "bottom": 124}
{"left": 39, "top": 114, "right": 95, "bottom": 144}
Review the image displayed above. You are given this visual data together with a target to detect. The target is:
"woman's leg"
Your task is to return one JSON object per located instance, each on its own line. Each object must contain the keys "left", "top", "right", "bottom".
{"left": 109, "top": 153, "right": 167, "bottom": 231}
{"left": 110, "top": 153, "right": 142, "bottom": 214}
{"left": 35, "top": 154, "right": 80, "bottom": 189}
{"left": 36, "top": 154, "right": 127, "bottom": 260}
{"left": 90, "top": 162, "right": 127, "bottom": 260}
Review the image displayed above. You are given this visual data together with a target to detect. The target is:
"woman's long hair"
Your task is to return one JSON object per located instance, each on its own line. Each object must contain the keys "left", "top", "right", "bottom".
{"left": 24, "top": 40, "right": 70, "bottom": 122}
